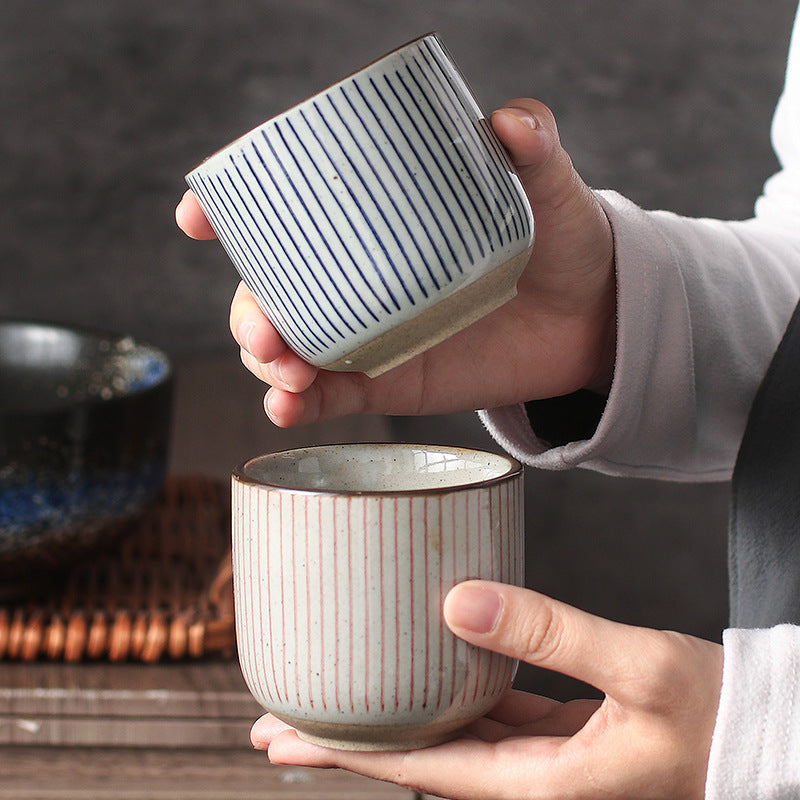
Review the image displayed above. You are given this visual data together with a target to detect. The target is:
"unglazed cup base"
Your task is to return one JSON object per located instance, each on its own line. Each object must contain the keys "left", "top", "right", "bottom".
{"left": 284, "top": 715, "right": 464, "bottom": 752}
{"left": 296, "top": 730, "right": 456, "bottom": 752}
{"left": 323, "top": 245, "right": 533, "bottom": 377}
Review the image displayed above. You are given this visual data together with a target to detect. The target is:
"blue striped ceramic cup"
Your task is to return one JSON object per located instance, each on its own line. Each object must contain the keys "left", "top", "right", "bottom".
{"left": 187, "top": 33, "right": 534, "bottom": 377}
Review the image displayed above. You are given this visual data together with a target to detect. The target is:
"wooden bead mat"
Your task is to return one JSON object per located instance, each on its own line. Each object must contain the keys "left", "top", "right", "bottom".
{"left": 0, "top": 476, "right": 234, "bottom": 663}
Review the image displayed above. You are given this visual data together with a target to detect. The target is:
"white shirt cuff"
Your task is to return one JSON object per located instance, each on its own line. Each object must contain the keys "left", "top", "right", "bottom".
{"left": 705, "top": 625, "right": 800, "bottom": 798}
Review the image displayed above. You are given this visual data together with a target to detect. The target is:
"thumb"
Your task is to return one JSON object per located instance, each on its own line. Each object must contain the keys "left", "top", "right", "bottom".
{"left": 443, "top": 580, "right": 657, "bottom": 699}
{"left": 491, "top": 98, "right": 590, "bottom": 218}
{"left": 175, "top": 189, "right": 217, "bottom": 240}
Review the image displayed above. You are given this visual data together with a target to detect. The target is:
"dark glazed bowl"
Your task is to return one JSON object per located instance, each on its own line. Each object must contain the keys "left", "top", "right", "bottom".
{"left": 0, "top": 321, "right": 173, "bottom": 589}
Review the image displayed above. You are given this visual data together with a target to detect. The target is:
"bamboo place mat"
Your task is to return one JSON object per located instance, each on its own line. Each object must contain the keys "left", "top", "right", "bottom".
{"left": 0, "top": 476, "right": 234, "bottom": 663}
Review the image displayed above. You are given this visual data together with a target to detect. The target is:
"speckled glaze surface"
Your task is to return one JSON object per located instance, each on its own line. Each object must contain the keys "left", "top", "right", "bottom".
{"left": 188, "top": 33, "right": 534, "bottom": 377}
{"left": 232, "top": 443, "right": 524, "bottom": 751}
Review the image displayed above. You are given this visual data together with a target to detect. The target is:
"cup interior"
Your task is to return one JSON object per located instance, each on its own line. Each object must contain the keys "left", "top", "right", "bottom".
{"left": 237, "top": 443, "right": 520, "bottom": 494}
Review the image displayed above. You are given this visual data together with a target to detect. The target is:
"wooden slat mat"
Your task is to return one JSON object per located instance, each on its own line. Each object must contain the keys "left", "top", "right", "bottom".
{"left": 0, "top": 476, "right": 234, "bottom": 663}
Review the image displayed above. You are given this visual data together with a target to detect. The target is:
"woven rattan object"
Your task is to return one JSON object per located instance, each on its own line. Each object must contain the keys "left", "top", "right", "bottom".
{"left": 0, "top": 476, "right": 234, "bottom": 663}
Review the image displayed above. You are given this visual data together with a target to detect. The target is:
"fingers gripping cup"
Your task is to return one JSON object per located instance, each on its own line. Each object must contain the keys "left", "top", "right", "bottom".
{"left": 187, "top": 34, "right": 534, "bottom": 377}
{"left": 231, "top": 443, "right": 524, "bottom": 751}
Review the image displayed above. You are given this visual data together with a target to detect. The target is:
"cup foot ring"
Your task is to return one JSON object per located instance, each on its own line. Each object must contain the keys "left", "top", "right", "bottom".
{"left": 296, "top": 729, "right": 457, "bottom": 752}
{"left": 322, "top": 246, "right": 533, "bottom": 378}
{"left": 277, "top": 713, "right": 466, "bottom": 752}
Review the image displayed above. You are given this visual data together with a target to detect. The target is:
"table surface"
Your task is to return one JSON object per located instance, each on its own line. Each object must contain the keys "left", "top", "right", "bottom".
{"left": 1, "top": 747, "right": 412, "bottom": 799}
{"left": 0, "top": 354, "right": 420, "bottom": 798}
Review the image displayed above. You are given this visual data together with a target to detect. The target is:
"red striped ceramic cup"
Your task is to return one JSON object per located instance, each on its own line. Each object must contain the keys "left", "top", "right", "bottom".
{"left": 187, "top": 33, "right": 534, "bottom": 378}
{"left": 232, "top": 442, "right": 524, "bottom": 751}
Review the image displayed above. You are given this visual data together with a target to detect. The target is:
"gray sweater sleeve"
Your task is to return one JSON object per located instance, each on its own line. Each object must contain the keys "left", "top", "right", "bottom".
{"left": 479, "top": 190, "right": 800, "bottom": 481}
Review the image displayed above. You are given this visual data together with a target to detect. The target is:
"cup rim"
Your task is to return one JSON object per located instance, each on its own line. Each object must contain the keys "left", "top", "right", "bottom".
{"left": 186, "top": 31, "right": 450, "bottom": 176}
{"left": 232, "top": 441, "right": 522, "bottom": 496}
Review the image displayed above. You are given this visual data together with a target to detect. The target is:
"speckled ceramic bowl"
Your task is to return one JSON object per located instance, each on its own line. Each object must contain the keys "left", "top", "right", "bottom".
{"left": 232, "top": 443, "right": 524, "bottom": 751}
{"left": 0, "top": 321, "right": 173, "bottom": 590}
{"left": 187, "top": 33, "right": 534, "bottom": 378}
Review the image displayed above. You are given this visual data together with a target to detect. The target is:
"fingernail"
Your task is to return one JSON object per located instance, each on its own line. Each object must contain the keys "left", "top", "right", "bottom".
{"left": 444, "top": 583, "right": 503, "bottom": 634}
{"left": 174, "top": 196, "right": 187, "bottom": 226}
{"left": 495, "top": 107, "right": 539, "bottom": 130}
{"left": 238, "top": 320, "right": 255, "bottom": 354}
{"left": 265, "top": 389, "right": 278, "bottom": 419}
{"left": 273, "top": 357, "right": 286, "bottom": 386}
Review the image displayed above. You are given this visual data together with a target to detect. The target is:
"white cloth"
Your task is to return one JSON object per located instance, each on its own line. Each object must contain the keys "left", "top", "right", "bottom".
{"left": 479, "top": 5, "right": 800, "bottom": 797}
{"left": 707, "top": 626, "right": 800, "bottom": 799}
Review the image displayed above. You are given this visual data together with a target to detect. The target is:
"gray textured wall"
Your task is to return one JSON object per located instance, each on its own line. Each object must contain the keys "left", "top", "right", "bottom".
{"left": 2, "top": 0, "right": 796, "bottom": 353}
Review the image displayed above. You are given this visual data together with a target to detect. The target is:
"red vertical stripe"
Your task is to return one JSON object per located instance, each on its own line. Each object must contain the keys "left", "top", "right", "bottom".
{"left": 257, "top": 486, "right": 275, "bottom": 703}
{"left": 422, "top": 495, "right": 430, "bottom": 710}
{"left": 278, "top": 492, "right": 289, "bottom": 704}
{"left": 318, "top": 495, "right": 327, "bottom": 711}
{"left": 333, "top": 496, "right": 342, "bottom": 712}
{"left": 408, "top": 495, "right": 415, "bottom": 711}
{"left": 472, "top": 487, "right": 483, "bottom": 704}
{"left": 232, "top": 485, "right": 249, "bottom": 694}
{"left": 490, "top": 483, "right": 507, "bottom": 697}
{"left": 347, "top": 496, "right": 355, "bottom": 713}
{"left": 432, "top": 495, "right": 444, "bottom": 708}
{"left": 363, "top": 495, "right": 370, "bottom": 713}
{"left": 448, "top": 491, "right": 457, "bottom": 709}
{"left": 291, "top": 494, "right": 301, "bottom": 707}
{"left": 378, "top": 496, "right": 386, "bottom": 713}
{"left": 486, "top": 485, "right": 498, "bottom": 698}
{"left": 393, "top": 497, "right": 401, "bottom": 712}
{"left": 251, "top": 486, "right": 265, "bottom": 702}
{"left": 305, "top": 496, "right": 314, "bottom": 709}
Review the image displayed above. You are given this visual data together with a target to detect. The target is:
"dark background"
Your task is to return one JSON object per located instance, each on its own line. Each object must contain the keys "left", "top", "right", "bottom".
{"left": 2, "top": 0, "right": 797, "bottom": 697}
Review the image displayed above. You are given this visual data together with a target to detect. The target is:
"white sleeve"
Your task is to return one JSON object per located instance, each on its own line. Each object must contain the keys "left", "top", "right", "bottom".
{"left": 704, "top": 18, "right": 800, "bottom": 798}
{"left": 705, "top": 626, "right": 800, "bottom": 799}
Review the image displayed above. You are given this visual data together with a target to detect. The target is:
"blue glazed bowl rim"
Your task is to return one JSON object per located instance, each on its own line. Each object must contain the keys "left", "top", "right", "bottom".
{"left": 0, "top": 318, "right": 173, "bottom": 416}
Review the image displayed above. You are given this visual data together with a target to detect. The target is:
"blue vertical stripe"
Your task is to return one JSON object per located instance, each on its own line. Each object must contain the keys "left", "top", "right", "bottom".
{"left": 416, "top": 41, "right": 523, "bottom": 243}
{"left": 351, "top": 78, "right": 456, "bottom": 280}
{"left": 269, "top": 123, "right": 380, "bottom": 322}
{"left": 411, "top": 49, "right": 510, "bottom": 246}
{"left": 278, "top": 119, "right": 394, "bottom": 316}
{"left": 387, "top": 69, "right": 487, "bottom": 259}
{"left": 378, "top": 73, "right": 476, "bottom": 268}
{"left": 397, "top": 65, "right": 495, "bottom": 254}
{"left": 188, "top": 174, "right": 324, "bottom": 356}
{"left": 299, "top": 107, "right": 408, "bottom": 311}
{"left": 368, "top": 75, "right": 469, "bottom": 272}
{"left": 249, "top": 136, "right": 367, "bottom": 332}
{"left": 240, "top": 149, "right": 349, "bottom": 340}
{"left": 420, "top": 40, "right": 530, "bottom": 240}
{"left": 218, "top": 167, "right": 334, "bottom": 352}
{"left": 332, "top": 85, "right": 444, "bottom": 291}
{"left": 309, "top": 98, "right": 421, "bottom": 304}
